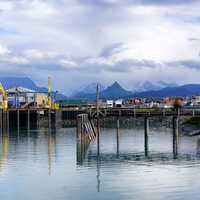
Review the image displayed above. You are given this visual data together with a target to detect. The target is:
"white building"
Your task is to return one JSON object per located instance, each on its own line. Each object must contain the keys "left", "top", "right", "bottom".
{"left": 115, "top": 99, "right": 123, "bottom": 108}
{"left": 106, "top": 100, "right": 114, "bottom": 108}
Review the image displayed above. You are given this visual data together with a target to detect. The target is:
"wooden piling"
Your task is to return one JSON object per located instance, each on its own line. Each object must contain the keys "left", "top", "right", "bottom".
{"left": 6, "top": 110, "right": 9, "bottom": 132}
{"left": 0, "top": 109, "right": 2, "bottom": 131}
{"left": 97, "top": 118, "right": 100, "bottom": 156}
{"left": 27, "top": 109, "right": 30, "bottom": 130}
{"left": 96, "top": 84, "right": 100, "bottom": 156}
{"left": 134, "top": 107, "right": 136, "bottom": 118}
{"left": 17, "top": 109, "right": 20, "bottom": 133}
{"left": 37, "top": 111, "right": 40, "bottom": 128}
{"left": 193, "top": 109, "right": 195, "bottom": 117}
{"left": 173, "top": 116, "right": 179, "bottom": 158}
{"left": 144, "top": 116, "right": 149, "bottom": 157}
{"left": 116, "top": 118, "right": 120, "bottom": 156}
{"left": 2, "top": 111, "right": 7, "bottom": 130}
{"left": 48, "top": 109, "right": 51, "bottom": 129}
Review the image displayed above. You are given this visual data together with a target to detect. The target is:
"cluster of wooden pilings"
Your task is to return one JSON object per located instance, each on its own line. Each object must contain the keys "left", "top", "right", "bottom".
{"left": 134, "top": 116, "right": 179, "bottom": 158}
{"left": 0, "top": 109, "right": 63, "bottom": 131}
{"left": 77, "top": 114, "right": 96, "bottom": 141}
{"left": 76, "top": 114, "right": 96, "bottom": 164}
{"left": 77, "top": 115, "right": 180, "bottom": 162}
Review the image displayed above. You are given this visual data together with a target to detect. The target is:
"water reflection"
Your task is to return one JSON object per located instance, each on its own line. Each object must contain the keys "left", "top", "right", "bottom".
{"left": 116, "top": 125, "right": 119, "bottom": 158}
{"left": 96, "top": 157, "right": 101, "bottom": 193}
{"left": 47, "top": 130, "right": 56, "bottom": 175}
{"left": 77, "top": 122, "right": 185, "bottom": 166}
{"left": 196, "top": 138, "right": 200, "bottom": 156}
{"left": 0, "top": 128, "right": 58, "bottom": 176}
{"left": 0, "top": 131, "right": 9, "bottom": 173}
{"left": 1, "top": 125, "right": 200, "bottom": 200}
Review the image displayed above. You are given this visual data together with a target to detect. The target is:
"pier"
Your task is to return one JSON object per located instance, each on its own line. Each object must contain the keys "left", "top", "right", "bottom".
{"left": 0, "top": 106, "right": 199, "bottom": 129}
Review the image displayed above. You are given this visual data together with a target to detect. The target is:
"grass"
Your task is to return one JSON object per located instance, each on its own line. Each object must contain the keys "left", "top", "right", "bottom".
{"left": 134, "top": 108, "right": 174, "bottom": 113}
{"left": 184, "top": 117, "right": 200, "bottom": 126}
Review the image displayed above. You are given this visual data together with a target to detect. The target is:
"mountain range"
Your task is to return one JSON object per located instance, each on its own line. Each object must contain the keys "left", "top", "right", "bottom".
{"left": 73, "top": 83, "right": 105, "bottom": 97}
{"left": 134, "top": 81, "right": 178, "bottom": 92}
{"left": 73, "top": 81, "right": 200, "bottom": 100}
{"left": 73, "top": 81, "right": 132, "bottom": 100}
{"left": 134, "top": 84, "right": 200, "bottom": 98}
{"left": 1, "top": 77, "right": 200, "bottom": 101}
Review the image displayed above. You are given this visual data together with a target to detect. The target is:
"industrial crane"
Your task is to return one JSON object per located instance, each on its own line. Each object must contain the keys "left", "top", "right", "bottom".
{"left": 0, "top": 83, "right": 8, "bottom": 111}
{"left": 47, "top": 77, "right": 59, "bottom": 110}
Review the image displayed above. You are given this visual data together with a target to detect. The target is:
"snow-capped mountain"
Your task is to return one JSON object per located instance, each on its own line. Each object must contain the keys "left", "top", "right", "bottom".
{"left": 73, "top": 82, "right": 105, "bottom": 97}
{"left": 134, "top": 81, "right": 178, "bottom": 92}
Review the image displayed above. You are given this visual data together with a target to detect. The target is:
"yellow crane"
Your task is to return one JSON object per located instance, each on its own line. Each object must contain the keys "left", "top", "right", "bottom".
{"left": 47, "top": 77, "right": 59, "bottom": 110}
{"left": 0, "top": 83, "right": 8, "bottom": 111}
{"left": 48, "top": 77, "right": 51, "bottom": 108}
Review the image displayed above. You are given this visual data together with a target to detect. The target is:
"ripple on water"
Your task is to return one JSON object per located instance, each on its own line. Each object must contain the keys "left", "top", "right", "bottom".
{"left": 0, "top": 127, "right": 200, "bottom": 200}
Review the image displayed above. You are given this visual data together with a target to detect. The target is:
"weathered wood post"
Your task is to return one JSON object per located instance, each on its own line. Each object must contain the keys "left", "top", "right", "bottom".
{"left": 37, "top": 110, "right": 40, "bottom": 128}
{"left": 55, "top": 110, "right": 62, "bottom": 128}
{"left": 173, "top": 116, "right": 179, "bottom": 158}
{"left": 2, "top": 110, "right": 7, "bottom": 130}
{"left": 6, "top": 110, "right": 9, "bottom": 132}
{"left": 48, "top": 109, "right": 51, "bottom": 129}
{"left": 96, "top": 84, "right": 100, "bottom": 156}
{"left": 97, "top": 118, "right": 100, "bottom": 156}
{"left": 0, "top": 109, "right": 2, "bottom": 132}
{"left": 144, "top": 116, "right": 149, "bottom": 157}
{"left": 76, "top": 114, "right": 96, "bottom": 164}
{"left": 192, "top": 109, "right": 195, "bottom": 117}
{"left": 116, "top": 118, "right": 120, "bottom": 157}
{"left": 27, "top": 109, "right": 30, "bottom": 130}
{"left": 134, "top": 106, "right": 136, "bottom": 118}
{"left": 17, "top": 109, "right": 20, "bottom": 133}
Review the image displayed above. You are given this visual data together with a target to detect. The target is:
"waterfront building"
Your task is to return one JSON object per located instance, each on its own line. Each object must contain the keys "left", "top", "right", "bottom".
{"left": 115, "top": 99, "right": 124, "bottom": 108}
{"left": 194, "top": 96, "right": 200, "bottom": 106}
{"left": 6, "top": 86, "right": 49, "bottom": 108}
{"left": 106, "top": 100, "right": 114, "bottom": 108}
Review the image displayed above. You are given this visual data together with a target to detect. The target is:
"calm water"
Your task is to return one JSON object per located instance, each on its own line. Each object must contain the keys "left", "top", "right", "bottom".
{"left": 1, "top": 122, "right": 200, "bottom": 200}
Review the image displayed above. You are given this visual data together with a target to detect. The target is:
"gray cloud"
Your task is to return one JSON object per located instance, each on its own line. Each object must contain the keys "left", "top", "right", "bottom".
{"left": 0, "top": 0, "right": 200, "bottom": 93}
{"left": 188, "top": 38, "right": 200, "bottom": 41}
{"left": 78, "top": 0, "right": 198, "bottom": 7}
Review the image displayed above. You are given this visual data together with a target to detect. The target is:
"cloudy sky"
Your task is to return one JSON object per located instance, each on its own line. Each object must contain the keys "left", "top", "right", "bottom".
{"left": 0, "top": 0, "right": 200, "bottom": 94}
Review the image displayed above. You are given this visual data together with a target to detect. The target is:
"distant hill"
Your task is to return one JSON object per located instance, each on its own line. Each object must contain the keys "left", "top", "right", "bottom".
{"left": 0, "top": 77, "right": 39, "bottom": 90}
{"left": 133, "top": 84, "right": 200, "bottom": 97}
{"left": 0, "top": 77, "right": 67, "bottom": 100}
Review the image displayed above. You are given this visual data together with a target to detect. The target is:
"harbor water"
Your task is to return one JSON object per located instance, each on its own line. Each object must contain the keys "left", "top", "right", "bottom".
{"left": 0, "top": 120, "right": 200, "bottom": 200}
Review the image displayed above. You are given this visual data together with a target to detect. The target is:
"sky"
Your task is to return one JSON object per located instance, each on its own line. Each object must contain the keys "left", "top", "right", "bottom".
{"left": 0, "top": 0, "right": 200, "bottom": 94}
